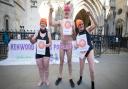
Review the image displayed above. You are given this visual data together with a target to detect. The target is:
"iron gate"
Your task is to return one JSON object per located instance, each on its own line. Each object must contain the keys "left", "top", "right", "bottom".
{"left": 92, "top": 35, "right": 121, "bottom": 57}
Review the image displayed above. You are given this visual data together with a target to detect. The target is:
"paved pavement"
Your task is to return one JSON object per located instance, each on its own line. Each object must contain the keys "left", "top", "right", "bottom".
{"left": 0, "top": 52, "right": 128, "bottom": 89}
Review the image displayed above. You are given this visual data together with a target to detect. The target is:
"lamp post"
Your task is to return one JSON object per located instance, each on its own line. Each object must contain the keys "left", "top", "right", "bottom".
{"left": 110, "top": 0, "right": 116, "bottom": 35}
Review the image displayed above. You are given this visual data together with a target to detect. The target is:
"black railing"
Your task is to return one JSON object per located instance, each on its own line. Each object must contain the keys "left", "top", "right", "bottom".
{"left": 0, "top": 31, "right": 34, "bottom": 59}
{"left": 0, "top": 31, "right": 128, "bottom": 59}
{"left": 91, "top": 35, "right": 123, "bottom": 56}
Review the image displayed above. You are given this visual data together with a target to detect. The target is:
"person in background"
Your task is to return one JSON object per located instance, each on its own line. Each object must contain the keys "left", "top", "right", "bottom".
{"left": 29, "top": 18, "right": 52, "bottom": 86}
{"left": 75, "top": 12, "right": 97, "bottom": 89}
{"left": 2, "top": 31, "right": 10, "bottom": 45}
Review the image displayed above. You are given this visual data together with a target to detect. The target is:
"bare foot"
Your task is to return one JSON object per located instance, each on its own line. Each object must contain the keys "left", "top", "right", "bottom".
{"left": 45, "top": 80, "right": 50, "bottom": 86}
{"left": 37, "top": 81, "right": 43, "bottom": 86}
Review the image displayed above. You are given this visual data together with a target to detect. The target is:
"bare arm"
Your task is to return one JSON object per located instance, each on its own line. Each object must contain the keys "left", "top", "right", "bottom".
{"left": 72, "top": 23, "right": 76, "bottom": 39}
{"left": 49, "top": 6, "right": 61, "bottom": 26}
{"left": 86, "top": 12, "right": 97, "bottom": 32}
{"left": 46, "top": 32, "right": 52, "bottom": 47}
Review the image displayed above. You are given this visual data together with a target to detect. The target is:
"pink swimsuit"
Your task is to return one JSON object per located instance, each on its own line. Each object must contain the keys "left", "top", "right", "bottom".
{"left": 60, "top": 41, "right": 72, "bottom": 50}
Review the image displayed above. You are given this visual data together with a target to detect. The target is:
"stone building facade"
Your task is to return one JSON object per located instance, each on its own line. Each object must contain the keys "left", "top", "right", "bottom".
{"left": 0, "top": 0, "right": 109, "bottom": 35}
{"left": 0, "top": 0, "right": 26, "bottom": 31}
{"left": 107, "top": 0, "right": 128, "bottom": 37}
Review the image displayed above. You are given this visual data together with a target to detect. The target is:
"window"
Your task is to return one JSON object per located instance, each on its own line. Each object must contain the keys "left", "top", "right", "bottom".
{"left": 117, "top": 8, "right": 122, "bottom": 15}
{"left": 4, "top": 15, "right": 9, "bottom": 31}
{"left": 30, "top": 0, "right": 37, "bottom": 8}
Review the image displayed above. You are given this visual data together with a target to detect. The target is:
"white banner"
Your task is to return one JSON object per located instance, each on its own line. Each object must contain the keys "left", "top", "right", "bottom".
{"left": 7, "top": 40, "right": 79, "bottom": 64}
{"left": 0, "top": 40, "right": 98, "bottom": 65}
{"left": 8, "top": 40, "right": 36, "bottom": 59}
{"left": 49, "top": 40, "right": 79, "bottom": 63}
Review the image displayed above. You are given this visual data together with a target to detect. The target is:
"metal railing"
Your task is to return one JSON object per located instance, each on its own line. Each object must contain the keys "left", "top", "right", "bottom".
{"left": 0, "top": 30, "right": 128, "bottom": 59}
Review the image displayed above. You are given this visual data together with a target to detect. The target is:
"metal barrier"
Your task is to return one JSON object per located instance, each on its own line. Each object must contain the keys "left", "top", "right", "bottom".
{"left": 0, "top": 31, "right": 34, "bottom": 59}
{"left": 0, "top": 31, "right": 127, "bottom": 59}
{"left": 0, "top": 42, "right": 8, "bottom": 59}
{"left": 92, "top": 35, "right": 122, "bottom": 56}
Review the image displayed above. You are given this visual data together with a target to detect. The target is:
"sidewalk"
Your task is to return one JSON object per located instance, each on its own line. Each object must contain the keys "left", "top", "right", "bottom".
{"left": 0, "top": 52, "right": 128, "bottom": 89}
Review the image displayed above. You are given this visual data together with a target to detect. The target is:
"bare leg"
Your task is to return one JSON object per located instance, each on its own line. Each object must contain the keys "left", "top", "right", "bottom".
{"left": 36, "top": 58, "right": 44, "bottom": 86}
{"left": 77, "top": 57, "right": 86, "bottom": 85}
{"left": 79, "top": 58, "right": 85, "bottom": 76}
{"left": 59, "top": 48, "right": 65, "bottom": 78}
{"left": 66, "top": 49, "right": 75, "bottom": 88}
{"left": 55, "top": 49, "right": 65, "bottom": 85}
{"left": 87, "top": 50, "right": 95, "bottom": 89}
{"left": 66, "top": 49, "right": 72, "bottom": 79}
{"left": 43, "top": 57, "right": 50, "bottom": 86}
{"left": 87, "top": 50, "right": 95, "bottom": 81}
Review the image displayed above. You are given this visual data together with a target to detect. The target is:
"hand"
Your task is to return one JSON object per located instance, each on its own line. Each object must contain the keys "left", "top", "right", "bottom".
{"left": 50, "top": 8, "right": 53, "bottom": 13}
{"left": 74, "top": 43, "right": 79, "bottom": 48}
{"left": 45, "top": 44, "right": 50, "bottom": 47}
{"left": 28, "top": 34, "right": 34, "bottom": 39}
{"left": 49, "top": 4, "right": 54, "bottom": 13}
{"left": 28, "top": 34, "right": 37, "bottom": 44}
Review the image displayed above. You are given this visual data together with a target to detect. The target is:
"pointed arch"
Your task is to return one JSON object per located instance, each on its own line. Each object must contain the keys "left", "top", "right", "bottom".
{"left": 116, "top": 18, "right": 124, "bottom": 36}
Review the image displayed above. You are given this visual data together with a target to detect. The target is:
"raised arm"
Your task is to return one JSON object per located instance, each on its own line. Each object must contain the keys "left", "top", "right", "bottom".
{"left": 72, "top": 22, "right": 76, "bottom": 39}
{"left": 46, "top": 32, "right": 52, "bottom": 47}
{"left": 86, "top": 12, "right": 97, "bottom": 32}
{"left": 49, "top": 5, "right": 61, "bottom": 26}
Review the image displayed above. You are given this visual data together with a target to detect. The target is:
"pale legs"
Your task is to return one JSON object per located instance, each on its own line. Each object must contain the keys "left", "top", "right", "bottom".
{"left": 36, "top": 57, "right": 50, "bottom": 86}
{"left": 87, "top": 50, "right": 95, "bottom": 89}
{"left": 77, "top": 50, "right": 95, "bottom": 89}
{"left": 55, "top": 48, "right": 75, "bottom": 88}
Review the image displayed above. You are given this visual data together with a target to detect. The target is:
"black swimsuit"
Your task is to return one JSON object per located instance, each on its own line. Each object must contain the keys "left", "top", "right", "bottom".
{"left": 78, "top": 30, "right": 93, "bottom": 57}
{"left": 36, "top": 31, "right": 50, "bottom": 59}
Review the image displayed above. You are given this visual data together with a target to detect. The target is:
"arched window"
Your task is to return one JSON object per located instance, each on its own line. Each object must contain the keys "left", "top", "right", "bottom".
{"left": 4, "top": 15, "right": 9, "bottom": 31}
{"left": 116, "top": 19, "right": 123, "bottom": 37}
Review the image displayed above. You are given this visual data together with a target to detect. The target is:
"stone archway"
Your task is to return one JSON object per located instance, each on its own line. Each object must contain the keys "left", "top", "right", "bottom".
{"left": 72, "top": 0, "right": 103, "bottom": 25}
{"left": 72, "top": 0, "right": 103, "bottom": 35}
